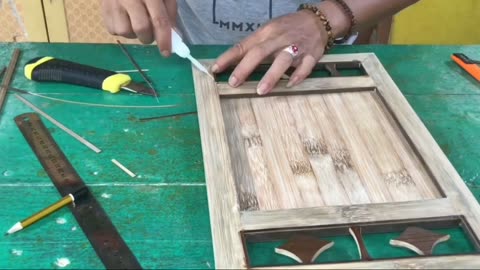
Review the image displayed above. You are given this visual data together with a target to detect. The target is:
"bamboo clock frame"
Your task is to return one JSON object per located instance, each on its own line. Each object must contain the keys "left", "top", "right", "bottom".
{"left": 192, "top": 53, "right": 480, "bottom": 269}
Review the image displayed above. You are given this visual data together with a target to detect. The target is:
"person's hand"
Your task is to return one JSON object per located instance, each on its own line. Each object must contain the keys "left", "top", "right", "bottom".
{"left": 212, "top": 9, "right": 330, "bottom": 95}
{"left": 101, "top": 0, "right": 177, "bottom": 56}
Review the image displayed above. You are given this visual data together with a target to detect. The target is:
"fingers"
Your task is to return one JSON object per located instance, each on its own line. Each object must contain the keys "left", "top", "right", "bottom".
{"left": 287, "top": 53, "right": 319, "bottom": 88}
{"left": 145, "top": 0, "right": 174, "bottom": 56}
{"left": 227, "top": 38, "right": 286, "bottom": 88}
{"left": 124, "top": 1, "right": 153, "bottom": 44}
{"left": 112, "top": 4, "right": 135, "bottom": 38}
{"left": 211, "top": 34, "right": 259, "bottom": 74}
{"left": 164, "top": 0, "right": 178, "bottom": 27}
{"left": 257, "top": 50, "right": 294, "bottom": 95}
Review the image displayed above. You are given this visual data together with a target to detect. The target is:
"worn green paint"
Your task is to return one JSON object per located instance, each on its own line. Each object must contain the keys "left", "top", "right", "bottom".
{"left": 0, "top": 43, "right": 479, "bottom": 269}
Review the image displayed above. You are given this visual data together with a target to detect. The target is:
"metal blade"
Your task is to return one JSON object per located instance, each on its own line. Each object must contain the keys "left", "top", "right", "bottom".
{"left": 122, "top": 82, "right": 157, "bottom": 96}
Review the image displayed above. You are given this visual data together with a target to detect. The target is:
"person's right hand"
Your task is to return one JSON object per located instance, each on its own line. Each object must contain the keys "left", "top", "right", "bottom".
{"left": 101, "top": 0, "right": 177, "bottom": 57}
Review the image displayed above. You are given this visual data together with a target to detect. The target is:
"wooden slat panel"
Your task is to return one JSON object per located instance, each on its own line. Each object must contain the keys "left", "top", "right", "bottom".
{"left": 368, "top": 91, "right": 440, "bottom": 199}
{"left": 241, "top": 199, "right": 455, "bottom": 231}
{"left": 318, "top": 93, "right": 390, "bottom": 203}
{"left": 340, "top": 92, "right": 424, "bottom": 201}
{"left": 286, "top": 96, "right": 351, "bottom": 206}
{"left": 191, "top": 68, "right": 245, "bottom": 268}
{"left": 253, "top": 255, "right": 480, "bottom": 269}
{"left": 250, "top": 97, "right": 316, "bottom": 209}
{"left": 217, "top": 76, "right": 376, "bottom": 97}
{"left": 307, "top": 94, "right": 372, "bottom": 204}
{"left": 362, "top": 54, "right": 480, "bottom": 233}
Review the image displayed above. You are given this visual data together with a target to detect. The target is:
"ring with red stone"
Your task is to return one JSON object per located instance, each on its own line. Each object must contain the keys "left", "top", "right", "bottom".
{"left": 282, "top": 44, "right": 299, "bottom": 58}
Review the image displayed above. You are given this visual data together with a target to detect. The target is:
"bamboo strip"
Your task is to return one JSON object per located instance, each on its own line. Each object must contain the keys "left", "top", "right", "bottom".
{"left": 369, "top": 92, "right": 441, "bottom": 199}
{"left": 191, "top": 67, "right": 245, "bottom": 268}
{"left": 287, "top": 95, "right": 350, "bottom": 206}
{"left": 341, "top": 92, "right": 423, "bottom": 201}
{"left": 251, "top": 97, "right": 324, "bottom": 209}
{"left": 217, "top": 77, "right": 375, "bottom": 97}
{"left": 241, "top": 198, "right": 455, "bottom": 230}
{"left": 253, "top": 254, "right": 480, "bottom": 269}
{"left": 308, "top": 95, "right": 372, "bottom": 204}
{"left": 221, "top": 99, "right": 260, "bottom": 211}
{"left": 319, "top": 94, "right": 392, "bottom": 203}
{"left": 222, "top": 98, "right": 287, "bottom": 210}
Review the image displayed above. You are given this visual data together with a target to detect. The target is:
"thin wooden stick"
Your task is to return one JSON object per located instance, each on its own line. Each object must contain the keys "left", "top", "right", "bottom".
{"left": 0, "top": 49, "right": 21, "bottom": 116}
{"left": 111, "top": 159, "right": 136, "bottom": 177}
{"left": 14, "top": 94, "right": 102, "bottom": 153}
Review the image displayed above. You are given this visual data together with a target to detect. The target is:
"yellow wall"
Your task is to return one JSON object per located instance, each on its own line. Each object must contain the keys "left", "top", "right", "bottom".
{"left": 391, "top": 0, "right": 480, "bottom": 45}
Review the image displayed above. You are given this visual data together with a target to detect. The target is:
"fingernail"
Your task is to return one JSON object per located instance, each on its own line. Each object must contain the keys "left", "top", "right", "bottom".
{"left": 286, "top": 76, "right": 299, "bottom": 88}
{"left": 211, "top": 64, "right": 219, "bottom": 73}
{"left": 161, "top": 50, "right": 170, "bottom": 57}
{"left": 229, "top": 75, "right": 238, "bottom": 87}
{"left": 257, "top": 82, "right": 269, "bottom": 95}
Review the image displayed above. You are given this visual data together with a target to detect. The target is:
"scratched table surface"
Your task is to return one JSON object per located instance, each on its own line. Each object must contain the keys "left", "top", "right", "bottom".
{"left": 0, "top": 42, "right": 479, "bottom": 269}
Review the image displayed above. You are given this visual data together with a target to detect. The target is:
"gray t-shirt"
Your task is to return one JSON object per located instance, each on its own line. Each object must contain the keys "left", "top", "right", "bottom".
{"left": 176, "top": 0, "right": 311, "bottom": 45}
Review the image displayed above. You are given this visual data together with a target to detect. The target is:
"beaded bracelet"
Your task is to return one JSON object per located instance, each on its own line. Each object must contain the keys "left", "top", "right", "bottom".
{"left": 297, "top": 3, "right": 335, "bottom": 51}
{"left": 328, "top": 0, "right": 356, "bottom": 44}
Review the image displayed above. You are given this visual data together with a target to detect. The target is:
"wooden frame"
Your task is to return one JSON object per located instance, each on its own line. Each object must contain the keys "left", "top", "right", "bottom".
{"left": 192, "top": 53, "right": 480, "bottom": 268}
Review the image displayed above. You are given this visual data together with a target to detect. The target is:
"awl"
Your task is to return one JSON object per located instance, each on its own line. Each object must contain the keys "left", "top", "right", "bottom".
{"left": 24, "top": 57, "right": 157, "bottom": 96}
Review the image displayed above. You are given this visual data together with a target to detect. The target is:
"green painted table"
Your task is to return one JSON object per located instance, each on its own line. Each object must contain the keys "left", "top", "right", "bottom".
{"left": 0, "top": 43, "right": 479, "bottom": 269}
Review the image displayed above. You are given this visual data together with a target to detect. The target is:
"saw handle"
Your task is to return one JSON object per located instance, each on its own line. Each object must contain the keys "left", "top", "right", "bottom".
{"left": 24, "top": 57, "right": 132, "bottom": 93}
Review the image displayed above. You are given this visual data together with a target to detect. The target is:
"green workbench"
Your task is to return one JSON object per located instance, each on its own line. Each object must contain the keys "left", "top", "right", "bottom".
{"left": 0, "top": 43, "right": 479, "bottom": 269}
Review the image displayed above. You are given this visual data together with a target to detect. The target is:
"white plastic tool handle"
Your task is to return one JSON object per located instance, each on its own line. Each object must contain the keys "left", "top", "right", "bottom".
{"left": 171, "top": 29, "right": 190, "bottom": 58}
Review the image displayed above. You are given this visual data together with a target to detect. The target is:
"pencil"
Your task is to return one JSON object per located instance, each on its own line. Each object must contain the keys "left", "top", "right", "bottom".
{"left": 5, "top": 187, "right": 88, "bottom": 235}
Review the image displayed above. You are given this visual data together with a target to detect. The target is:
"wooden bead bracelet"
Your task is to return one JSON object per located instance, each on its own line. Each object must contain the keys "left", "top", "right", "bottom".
{"left": 297, "top": 3, "right": 335, "bottom": 51}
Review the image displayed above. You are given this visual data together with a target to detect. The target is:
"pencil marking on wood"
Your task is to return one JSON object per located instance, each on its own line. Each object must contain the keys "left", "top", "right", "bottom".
{"left": 385, "top": 169, "right": 414, "bottom": 186}
{"left": 332, "top": 148, "right": 353, "bottom": 172}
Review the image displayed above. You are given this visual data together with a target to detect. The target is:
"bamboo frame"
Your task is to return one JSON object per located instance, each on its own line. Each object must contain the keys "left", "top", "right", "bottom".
{"left": 192, "top": 53, "right": 480, "bottom": 268}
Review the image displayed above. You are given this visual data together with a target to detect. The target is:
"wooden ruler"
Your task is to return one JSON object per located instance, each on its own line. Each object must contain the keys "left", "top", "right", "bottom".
{"left": 0, "top": 49, "right": 21, "bottom": 116}
{"left": 15, "top": 112, "right": 142, "bottom": 269}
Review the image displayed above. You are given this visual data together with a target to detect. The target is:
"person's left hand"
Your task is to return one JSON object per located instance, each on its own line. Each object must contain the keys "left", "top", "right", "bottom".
{"left": 211, "top": 9, "right": 329, "bottom": 95}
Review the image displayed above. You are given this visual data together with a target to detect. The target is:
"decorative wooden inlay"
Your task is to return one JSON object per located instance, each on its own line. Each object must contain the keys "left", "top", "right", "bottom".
{"left": 349, "top": 227, "right": 373, "bottom": 261}
{"left": 389, "top": 226, "right": 451, "bottom": 255}
{"left": 275, "top": 234, "right": 334, "bottom": 264}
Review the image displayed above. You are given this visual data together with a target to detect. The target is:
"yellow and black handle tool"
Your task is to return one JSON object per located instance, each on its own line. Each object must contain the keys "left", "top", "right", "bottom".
{"left": 24, "top": 56, "right": 156, "bottom": 96}
{"left": 451, "top": 53, "right": 480, "bottom": 82}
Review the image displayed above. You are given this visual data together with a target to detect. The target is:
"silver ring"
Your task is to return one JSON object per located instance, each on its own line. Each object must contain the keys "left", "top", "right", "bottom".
{"left": 282, "top": 44, "right": 299, "bottom": 58}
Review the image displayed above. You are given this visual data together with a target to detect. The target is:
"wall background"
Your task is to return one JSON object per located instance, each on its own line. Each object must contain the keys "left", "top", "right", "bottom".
{"left": 1, "top": 0, "right": 479, "bottom": 45}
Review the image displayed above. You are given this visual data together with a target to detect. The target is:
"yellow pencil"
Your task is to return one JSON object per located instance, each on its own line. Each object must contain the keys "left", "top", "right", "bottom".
{"left": 5, "top": 187, "right": 88, "bottom": 235}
